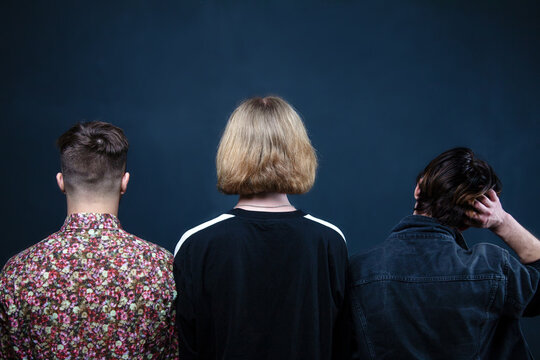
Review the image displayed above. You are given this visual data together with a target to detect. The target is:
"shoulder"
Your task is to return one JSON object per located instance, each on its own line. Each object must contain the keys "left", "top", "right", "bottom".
{"left": 470, "top": 242, "right": 507, "bottom": 255}
{"left": 126, "top": 232, "right": 174, "bottom": 261}
{"left": 1, "top": 234, "right": 59, "bottom": 275}
{"left": 0, "top": 234, "right": 61, "bottom": 296}
{"left": 471, "top": 242, "right": 540, "bottom": 275}
{"left": 174, "top": 213, "right": 237, "bottom": 256}
{"left": 469, "top": 242, "right": 507, "bottom": 266}
{"left": 348, "top": 243, "right": 387, "bottom": 279}
{"left": 349, "top": 245, "right": 380, "bottom": 266}
{"left": 301, "top": 213, "right": 346, "bottom": 243}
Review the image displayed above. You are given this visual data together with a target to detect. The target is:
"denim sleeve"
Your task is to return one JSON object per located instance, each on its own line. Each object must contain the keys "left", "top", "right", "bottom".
{"left": 523, "top": 259, "right": 540, "bottom": 317}
{"left": 173, "top": 248, "right": 198, "bottom": 360}
{"left": 504, "top": 252, "right": 540, "bottom": 318}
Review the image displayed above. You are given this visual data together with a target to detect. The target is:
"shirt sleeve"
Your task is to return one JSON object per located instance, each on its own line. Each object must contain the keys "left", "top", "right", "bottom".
{"left": 163, "top": 264, "right": 181, "bottom": 360}
{"left": 522, "top": 259, "right": 540, "bottom": 317}
{"left": 0, "top": 277, "right": 17, "bottom": 359}
{"left": 174, "top": 247, "right": 199, "bottom": 360}
{"left": 332, "top": 277, "right": 353, "bottom": 360}
{"left": 504, "top": 253, "right": 540, "bottom": 318}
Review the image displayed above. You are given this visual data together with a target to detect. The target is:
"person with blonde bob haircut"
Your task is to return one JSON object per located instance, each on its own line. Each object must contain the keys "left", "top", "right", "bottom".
{"left": 173, "top": 96, "right": 350, "bottom": 360}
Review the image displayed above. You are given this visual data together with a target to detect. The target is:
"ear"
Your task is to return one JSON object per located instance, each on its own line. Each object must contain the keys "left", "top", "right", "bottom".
{"left": 414, "top": 176, "right": 424, "bottom": 200}
{"left": 56, "top": 173, "right": 66, "bottom": 194}
{"left": 414, "top": 183, "right": 421, "bottom": 200}
{"left": 120, "top": 172, "right": 130, "bottom": 195}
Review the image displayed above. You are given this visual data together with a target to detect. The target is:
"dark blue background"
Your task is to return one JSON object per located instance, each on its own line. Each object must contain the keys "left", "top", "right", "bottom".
{"left": 1, "top": 0, "right": 539, "bottom": 355}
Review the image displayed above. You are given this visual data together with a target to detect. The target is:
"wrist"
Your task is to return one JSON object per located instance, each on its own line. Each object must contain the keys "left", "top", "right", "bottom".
{"left": 491, "top": 212, "right": 512, "bottom": 236}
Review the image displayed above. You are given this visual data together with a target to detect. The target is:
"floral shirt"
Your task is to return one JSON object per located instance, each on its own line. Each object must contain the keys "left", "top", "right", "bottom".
{"left": 0, "top": 213, "right": 179, "bottom": 360}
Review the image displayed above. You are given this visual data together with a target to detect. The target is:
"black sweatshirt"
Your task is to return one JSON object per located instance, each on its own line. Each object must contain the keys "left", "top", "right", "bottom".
{"left": 173, "top": 208, "right": 349, "bottom": 360}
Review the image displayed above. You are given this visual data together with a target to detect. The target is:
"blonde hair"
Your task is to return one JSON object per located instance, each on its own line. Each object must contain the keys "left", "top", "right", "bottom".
{"left": 217, "top": 96, "right": 317, "bottom": 195}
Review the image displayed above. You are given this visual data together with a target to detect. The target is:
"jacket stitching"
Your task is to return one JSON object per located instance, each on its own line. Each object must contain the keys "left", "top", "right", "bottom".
{"left": 352, "top": 275, "right": 504, "bottom": 286}
{"left": 352, "top": 299, "right": 375, "bottom": 359}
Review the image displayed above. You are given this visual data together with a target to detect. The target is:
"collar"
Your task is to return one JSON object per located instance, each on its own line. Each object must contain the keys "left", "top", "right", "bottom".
{"left": 391, "top": 215, "right": 469, "bottom": 250}
{"left": 60, "top": 213, "right": 122, "bottom": 232}
{"left": 228, "top": 208, "right": 306, "bottom": 219}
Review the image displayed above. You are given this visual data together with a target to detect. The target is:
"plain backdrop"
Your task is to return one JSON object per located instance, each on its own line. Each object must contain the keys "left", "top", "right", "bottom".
{"left": 1, "top": 0, "right": 539, "bottom": 355}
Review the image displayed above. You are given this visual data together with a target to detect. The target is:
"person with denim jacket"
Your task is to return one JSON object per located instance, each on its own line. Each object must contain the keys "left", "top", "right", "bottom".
{"left": 349, "top": 147, "right": 540, "bottom": 359}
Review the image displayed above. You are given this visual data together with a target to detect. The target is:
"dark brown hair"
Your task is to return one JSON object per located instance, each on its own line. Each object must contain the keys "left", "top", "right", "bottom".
{"left": 415, "top": 147, "right": 502, "bottom": 229}
{"left": 57, "top": 121, "right": 129, "bottom": 193}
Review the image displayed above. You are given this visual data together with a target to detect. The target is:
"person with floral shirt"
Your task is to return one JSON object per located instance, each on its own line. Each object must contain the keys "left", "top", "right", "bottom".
{"left": 0, "top": 121, "right": 179, "bottom": 359}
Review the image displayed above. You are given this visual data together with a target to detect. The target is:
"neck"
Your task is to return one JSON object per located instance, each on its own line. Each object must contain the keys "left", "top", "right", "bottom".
{"left": 235, "top": 193, "right": 295, "bottom": 212}
{"left": 413, "top": 200, "right": 427, "bottom": 216}
{"left": 66, "top": 193, "right": 120, "bottom": 216}
{"left": 412, "top": 209, "right": 467, "bottom": 231}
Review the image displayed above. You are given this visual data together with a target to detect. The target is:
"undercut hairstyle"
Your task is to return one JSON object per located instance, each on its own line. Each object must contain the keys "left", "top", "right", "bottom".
{"left": 216, "top": 96, "right": 317, "bottom": 195}
{"left": 415, "top": 147, "right": 502, "bottom": 229}
{"left": 57, "top": 121, "right": 129, "bottom": 194}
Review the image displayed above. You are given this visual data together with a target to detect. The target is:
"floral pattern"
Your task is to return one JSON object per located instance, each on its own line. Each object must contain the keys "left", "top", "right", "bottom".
{"left": 0, "top": 213, "right": 178, "bottom": 359}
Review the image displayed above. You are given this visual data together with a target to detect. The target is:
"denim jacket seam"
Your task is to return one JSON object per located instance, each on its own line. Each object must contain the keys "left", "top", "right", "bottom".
{"left": 501, "top": 250, "right": 526, "bottom": 310}
{"left": 351, "top": 299, "right": 376, "bottom": 359}
{"left": 389, "top": 233, "right": 454, "bottom": 241}
{"left": 352, "top": 274, "right": 504, "bottom": 287}
{"left": 477, "top": 278, "right": 501, "bottom": 357}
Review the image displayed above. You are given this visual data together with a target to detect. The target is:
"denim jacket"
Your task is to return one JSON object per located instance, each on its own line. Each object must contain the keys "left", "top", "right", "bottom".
{"left": 349, "top": 215, "right": 540, "bottom": 360}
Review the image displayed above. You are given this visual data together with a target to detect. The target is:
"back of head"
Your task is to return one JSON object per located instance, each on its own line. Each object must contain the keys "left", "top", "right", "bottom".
{"left": 216, "top": 96, "right": 317, "bottom": 195}
{"left": 57, "top": 121, "right": 129, "bottom": 195}
{"left": 415, "top": 147, "right": 502, "bottom": 229}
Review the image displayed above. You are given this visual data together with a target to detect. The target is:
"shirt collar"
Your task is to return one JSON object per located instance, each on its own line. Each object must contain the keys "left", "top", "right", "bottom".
{"left": 60, "top": 213, "right": 122, "bottom": 232}
{"left": 391, "top": 214, "right": 469, "bottom": 250}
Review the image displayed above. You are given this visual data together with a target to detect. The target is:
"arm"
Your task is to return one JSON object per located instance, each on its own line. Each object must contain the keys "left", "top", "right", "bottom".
{"left": 173, "top": 254, "right": 199, "bottom": 360}
{"left": 0, "top": 282, "right": 18, "bottom": 358}
{"left": 470, "top": 189, "right": 540, "bottom": 264}
{"left": 330, "top": 241, "right": 352, "bottom": 360}
{"left": 470, "top": 189, "right": 540, "bottom": 317}
{"left": 163, "top": 260, "right": 180, "bottom": 360}
{"left": 0, "top": 302, "right": 12, "bottom": 358}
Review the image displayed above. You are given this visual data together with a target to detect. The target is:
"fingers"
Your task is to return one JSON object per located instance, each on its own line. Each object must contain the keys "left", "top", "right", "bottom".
{"left": 477, "top": 195, "right": 490, "bottom": 208}
{"left": 476, "top": 189, "right": 500, "bottom": 209}
{"left": 469, "top": 198, "right": 492, "bottom": 228}
{"left": 473, "top": 199, "right": 490, "bottom": 213}
{"left": 466, "top": 190, "right": 503, "bottom": 230}
{"left": 485, "top": 189, "right": 498, "bottom": 202}
{"left": 466, "top": 208, "right": 487, "bottom": 228}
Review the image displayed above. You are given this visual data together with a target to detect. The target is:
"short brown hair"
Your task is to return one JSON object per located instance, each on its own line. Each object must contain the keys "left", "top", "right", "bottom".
{"left": 216, "top": 96, "right": 317, "bottom": 195}
{"left": 415, "top": 147, "right": 502, "bottom": 229}
{"left": 57, "top": 121, "right": 129, "bottom": 193}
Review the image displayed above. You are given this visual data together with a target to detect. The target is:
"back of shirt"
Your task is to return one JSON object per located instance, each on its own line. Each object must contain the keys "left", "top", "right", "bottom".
{"left": 0, "top": 213, "right": 178, "bottom": 360}
{"left": 173, "top": 209, "right": 348, "bottom": 360}
{"left": 348, "top": 215, "right": 540, "bottom": 360}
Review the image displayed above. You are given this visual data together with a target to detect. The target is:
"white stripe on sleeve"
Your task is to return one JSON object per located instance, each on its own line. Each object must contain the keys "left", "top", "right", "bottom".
{"left": 174, "top": 214, "right": 235, "bottom": 256}
{"left": 304, "top": 214, "right": 346, "bottom": 242}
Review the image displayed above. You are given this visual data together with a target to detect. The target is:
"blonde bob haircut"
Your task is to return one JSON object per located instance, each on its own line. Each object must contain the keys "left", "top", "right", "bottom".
{"left": 217, "top": 96, "right": 317, "bottom": 195}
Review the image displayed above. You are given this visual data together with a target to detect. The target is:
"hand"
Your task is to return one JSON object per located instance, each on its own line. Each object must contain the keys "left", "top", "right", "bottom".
{"left": 467, "top": 190, "right": 540, "bottom": 264}
{"left": 468, "top": 189, "right": 508, "bottom": 230}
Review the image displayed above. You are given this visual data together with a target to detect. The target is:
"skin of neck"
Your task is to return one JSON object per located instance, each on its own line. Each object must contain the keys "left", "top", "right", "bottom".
{"left": 57, "top": 172, "right": 128, "bottom": 217}
{"left": 235, "top": 192, "right": 295, "bottom": 212}
{"left": 66, "top": 192, "right": 121, "bottom": 216}
{"left": 413, "top": 207, "right": 426, "bottom": 216}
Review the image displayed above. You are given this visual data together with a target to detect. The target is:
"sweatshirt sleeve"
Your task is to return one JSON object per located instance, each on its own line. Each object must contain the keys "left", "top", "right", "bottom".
{"left": 173, "top": 246, "right": 199, "bottom": 360}
{"left": 331, "top": 238, "right": 352, "bottom": 360}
